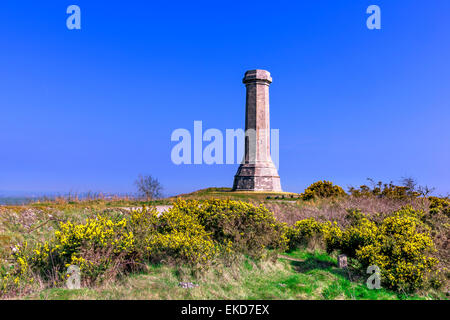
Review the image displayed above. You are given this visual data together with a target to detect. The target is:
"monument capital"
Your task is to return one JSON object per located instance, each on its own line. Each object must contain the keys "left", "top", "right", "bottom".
{"left": 242, "top": 69, "right": 272, "bottom": 85}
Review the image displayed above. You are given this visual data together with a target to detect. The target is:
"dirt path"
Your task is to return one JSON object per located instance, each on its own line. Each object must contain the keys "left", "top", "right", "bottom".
{"left": 278, "top": 255, "right": 304, "bottom": 262}
{"left": 119, "top": 205, "right": 172, "bottom": 215}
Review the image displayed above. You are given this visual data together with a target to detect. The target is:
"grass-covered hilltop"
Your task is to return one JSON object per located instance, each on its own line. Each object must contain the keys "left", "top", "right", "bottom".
{"left": 0, "top": 181, "right": 449, "bottom": 300}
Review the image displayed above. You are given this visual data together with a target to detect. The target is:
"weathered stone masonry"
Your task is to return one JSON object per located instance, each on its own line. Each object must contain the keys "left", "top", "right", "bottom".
{"left": 232, "top": 69, "right": 282, "bottom": 192}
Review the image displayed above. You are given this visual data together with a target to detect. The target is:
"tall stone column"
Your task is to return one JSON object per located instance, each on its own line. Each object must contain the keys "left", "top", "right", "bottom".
{"left": 232, "top": 69, "right": 282, "bottom": 192}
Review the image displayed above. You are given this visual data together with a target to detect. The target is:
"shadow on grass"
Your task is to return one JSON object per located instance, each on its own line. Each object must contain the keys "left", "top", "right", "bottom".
{"left": 288, "top": 256, "right": 356, "bottom": 281}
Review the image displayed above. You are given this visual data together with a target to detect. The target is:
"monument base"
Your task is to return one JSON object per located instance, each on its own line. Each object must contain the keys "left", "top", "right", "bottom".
{"left": 232, "top": 162, "right": 282, "bottom": 192}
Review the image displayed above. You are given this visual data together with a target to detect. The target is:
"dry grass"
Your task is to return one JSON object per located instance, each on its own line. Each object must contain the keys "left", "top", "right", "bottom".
{"left": 267, "top": 196, "right": 429, "bottom": 226}
{"left": 22, "top": 251, "right": 421, "bottom": 300}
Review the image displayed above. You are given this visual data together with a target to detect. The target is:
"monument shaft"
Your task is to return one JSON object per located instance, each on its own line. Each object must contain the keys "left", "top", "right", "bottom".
{"left": 233, "top": 70, "right": 282, "bottom": 191}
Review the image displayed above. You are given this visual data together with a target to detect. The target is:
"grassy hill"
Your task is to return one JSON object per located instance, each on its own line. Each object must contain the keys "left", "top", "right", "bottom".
{"left": 168, "top": 187, "right": 299, "bottom": 202}
{"left": 0, "top": 187, "right": 448, "bottom": 300}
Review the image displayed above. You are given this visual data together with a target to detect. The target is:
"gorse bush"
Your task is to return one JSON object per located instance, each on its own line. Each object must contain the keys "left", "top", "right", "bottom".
{"left": 172, "top": 199, "right": 288, "bottom": 259}
{"left": 325, "top": 215, "right": 378, "bottom": 258}
{"left": 344, "top": 209, "right": 367, "bottom": 225}
{"left": 55, "top": 215, "right": 135, "bottom": 284}
{"left": 300, "top": 181, "right": 346, "bottom": 201}
{"left": 6, "top": 213, "right": 139, "bottom": 291}
{"left": 144, "top": 206, "right": 220, "bottom": 266}
{"left": 355, "top": 209, "right": 438, "bottom": 291}
{"left": 287, "top": 207, "right": 439, "bottom": 292}
{"left": 287, "top": 218, "right": 330, "bottom": 250}
{"left": 429, "top": 197, "right": 450, "bottom": 217}
{"left": 147, "top": 230, "right": 219, "bottom": 266}
{"left": 329, "top": 207, "right": 439, "bottom": 291}
{"left": 1, "top": 199, "right": 287, "bottom": 296}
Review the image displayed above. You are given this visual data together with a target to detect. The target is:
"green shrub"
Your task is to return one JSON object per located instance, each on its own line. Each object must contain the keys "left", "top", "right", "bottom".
{"left": 287, "top": 206, "right": 439, "bottom": 291}
{"left": 1, "top": 212, "right": 139, "bottom": 294}
{"left": 300, "top": 181, "right": 346, "bottom": 201}
{"left": 324, "top": 207, "right": 439, "bottom": 291}
{"left": 171, "top": 199, "right": 288, "bottom": 259}
{"left": 349, "top": 180, "right": 420, "bottom": 199}
{"left": 146, "top": 230, "right": 219, "bottom": 266}
{"left": 287, "top": 218, "right": 330, "bottom": 250}
{"left": 429, "top": 197, "right": 450, "bottom": 217}
{"left": 144, "top": 205, "right": 220, "bottom": 266}
{"left": 345, "top": 209, "right": 366, "bottom": 225}
{"left": 326, "top": 216, "right": 378, "bottom": 258}
{"left": 1, "top": 199, "right": 288, "bottom": 296}
{"left": 37, "top": 214, "right": 135, "bottom": 286}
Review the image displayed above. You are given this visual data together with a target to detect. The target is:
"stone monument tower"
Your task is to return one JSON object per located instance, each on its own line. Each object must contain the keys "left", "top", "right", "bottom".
{"left": 232, "top": 69, "right": 282, "bottom": 192}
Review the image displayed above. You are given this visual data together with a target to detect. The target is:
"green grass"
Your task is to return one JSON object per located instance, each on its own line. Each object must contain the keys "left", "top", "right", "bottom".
{"left": 280, "top": 251, "right": 420, "bottom": 300}
{"left": 168, "top": 187, "right": 298, "bottom": 202}
{"left": 23, "top": 250, "right": 431, "bottom": 300}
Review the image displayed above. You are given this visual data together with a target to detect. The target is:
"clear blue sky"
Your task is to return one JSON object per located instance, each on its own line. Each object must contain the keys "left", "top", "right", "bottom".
{"left": 1, "top": 1, "right": 449, "bottom": 196}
